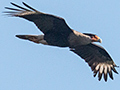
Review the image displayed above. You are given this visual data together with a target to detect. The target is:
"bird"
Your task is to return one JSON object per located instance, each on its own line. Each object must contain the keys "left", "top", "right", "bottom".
{"left": 4, "top": 2, "right": 118, "bottom": 82}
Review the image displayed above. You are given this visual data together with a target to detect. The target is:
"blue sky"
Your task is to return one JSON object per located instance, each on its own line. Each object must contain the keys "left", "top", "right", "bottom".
{"left": 0, "top": 0, "right": 120, "bottom": 90}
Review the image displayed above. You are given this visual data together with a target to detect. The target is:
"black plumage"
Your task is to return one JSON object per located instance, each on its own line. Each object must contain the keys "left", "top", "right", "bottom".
{"left": 4, "top": 2, "right": 118, "bottom": 81}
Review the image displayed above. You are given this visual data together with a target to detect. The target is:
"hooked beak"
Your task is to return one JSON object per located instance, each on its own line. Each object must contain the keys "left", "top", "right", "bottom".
{"left": 91, "top": 35, "right": 102, "bottom": 43}
{"left": 97, "top": 38, "right": 102, "bottom": 43}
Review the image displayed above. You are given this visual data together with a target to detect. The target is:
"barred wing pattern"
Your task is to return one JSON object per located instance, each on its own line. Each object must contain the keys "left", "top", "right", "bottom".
{"left": 71, "top": 43, "right": 118, "bottom": 81}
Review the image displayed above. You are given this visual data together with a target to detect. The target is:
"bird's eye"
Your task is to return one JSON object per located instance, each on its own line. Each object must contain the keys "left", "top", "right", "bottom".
{"left": 91, "top": 36, "right": 94, "bottom": 38}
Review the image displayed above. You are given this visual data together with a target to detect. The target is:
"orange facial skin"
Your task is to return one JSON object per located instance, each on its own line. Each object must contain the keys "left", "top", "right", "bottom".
{"left": 91, "top": 35, "right": 102, "bottom": 43}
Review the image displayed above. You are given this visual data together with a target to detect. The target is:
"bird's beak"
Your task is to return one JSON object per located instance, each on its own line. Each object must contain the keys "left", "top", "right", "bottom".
{"left": 97, "top": 38, "right": 102, "bottom": 43}
{"left": 91, "top": 35, "right": 102, "bottom": 43}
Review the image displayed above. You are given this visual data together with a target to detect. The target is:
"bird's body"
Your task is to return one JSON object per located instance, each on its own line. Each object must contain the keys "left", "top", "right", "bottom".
{"left": 68, "top": 30, "right": 92, "bottom": 47}
{"left": 4, "top": 2, "right": 118, "bottom": 82}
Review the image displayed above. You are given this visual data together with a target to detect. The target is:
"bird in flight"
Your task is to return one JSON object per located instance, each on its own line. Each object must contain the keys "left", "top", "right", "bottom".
{"left": 4, "top": 2, "right": 118, "bottom": 82}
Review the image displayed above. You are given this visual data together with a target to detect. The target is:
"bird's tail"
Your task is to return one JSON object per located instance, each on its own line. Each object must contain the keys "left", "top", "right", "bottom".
{"left": 16, "top": 34, "right": 48, "bottom": 45}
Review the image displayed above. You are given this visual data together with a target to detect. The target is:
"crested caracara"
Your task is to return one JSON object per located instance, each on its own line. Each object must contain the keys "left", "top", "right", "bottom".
{"left": 4, "top": 2, "right": 118, "bottom": 82}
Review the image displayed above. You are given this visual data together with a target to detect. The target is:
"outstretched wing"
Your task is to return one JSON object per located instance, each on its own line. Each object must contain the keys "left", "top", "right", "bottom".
{"left": 71, "top": 43, "right": 118, "bottom": 81}
{"left": 4, "top": 2, "right": 72, "bottom": 34}
{"left": 4, "top": 2, "right": 73, "bottom": 47}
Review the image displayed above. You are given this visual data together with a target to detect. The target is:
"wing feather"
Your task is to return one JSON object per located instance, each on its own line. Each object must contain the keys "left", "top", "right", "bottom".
{"left": 71, "top": 43, "right": 118, "bottom": 81}
{"left": 4, "top": 2, "right": 73, "bottom": 47}
{"left": 5, "top": 7, "right": 22, "bottom": 11}
{"left": 4, "top": 2, "right": 72, "bottom": 34}
{"left": 22, "top": 2, "right": 38, "bottom": 12}
{"left": 10, "top": 2, "right": 31, "bottom": 11}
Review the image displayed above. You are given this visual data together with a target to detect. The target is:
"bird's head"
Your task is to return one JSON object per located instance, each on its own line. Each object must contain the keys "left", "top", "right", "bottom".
{"left": 83, "top": 33, "right": 102, "bottom": 43}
